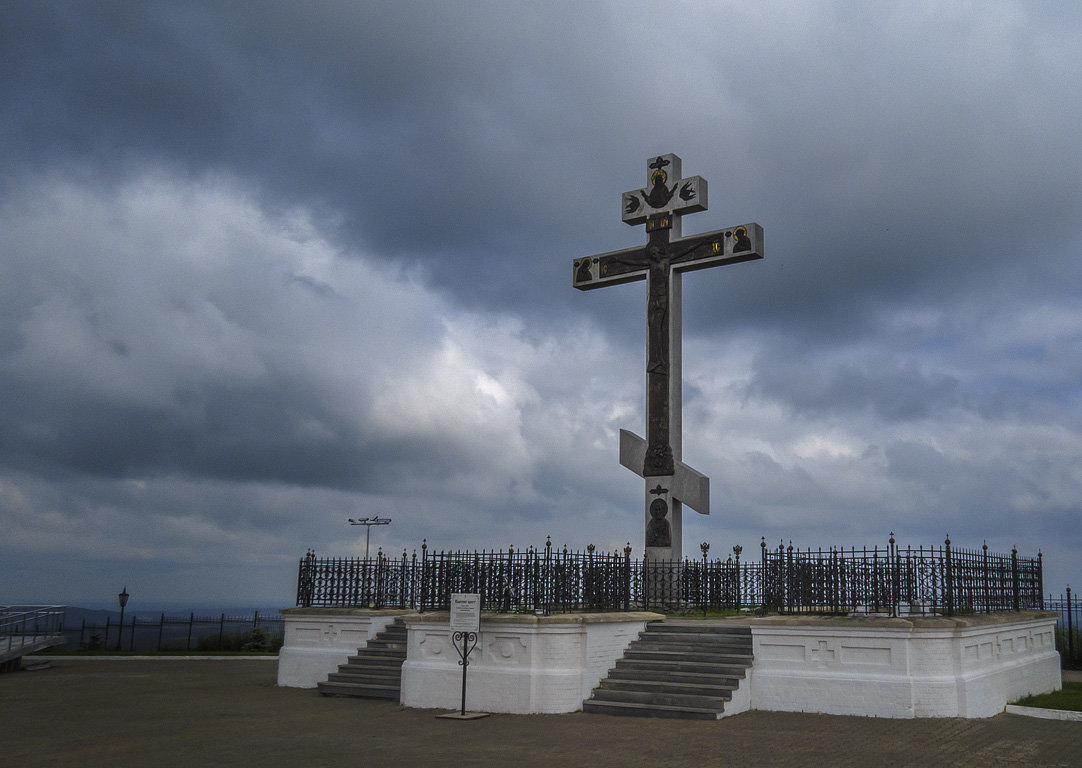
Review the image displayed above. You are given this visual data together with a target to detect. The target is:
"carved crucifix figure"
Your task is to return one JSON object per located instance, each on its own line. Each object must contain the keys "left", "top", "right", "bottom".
{"left": 573, "top": 154, "right": 764, "bottom": 561}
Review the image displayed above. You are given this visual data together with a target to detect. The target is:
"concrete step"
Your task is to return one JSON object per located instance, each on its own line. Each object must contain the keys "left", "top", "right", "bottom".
{"left": 344, "top": 655, "right": 404, "bottom": 667}
{"left": 318, "top": 680, "right": 399, "bottom": 698}
{"left": 599, "top": 677, "right": 737, "bottom": 698}
{"left": 371, "top": 633, "right": 407, "bottom": 643}
{"left": 645, "top": 625, "right": 742, "bottom": 635}
{"left": 365, "top": 637, "right": 407, "bottom": 646}
{"left": 623, "top": 648, "right": 753, "bottom": 664}
{"left": 588, "top": 687, "right": 731, "bottom": 710}
{"left": 329, "top": 665, "right": 401, "bottom": 678}
{"left": 636, "top": 646, "right": 750, "bottom": 658}
{"left": 614, "top": 658, "right": 750, "bottom": 677}
{"left": 351, "top": 645, "right": 406, "bottom": 654}
{"left": 582, "top": 699, "right": 724, "bottom": 720}
{"left": 645, "top": 627, "right": 751, "bottom": 635}
{"left": 317, "top": 619, "right": 408, "bottom": 700}
{"left": 647, "top": 622, "right": 751, "bottom": 634}
{"left": 347, "top": 647, "right": 406, "bottom": 659}
{"left": 636, "top": 634, "right": 750, "bottom": 649}
{"left": 325, "top": 679, "right": 398, "bottom": 690}
{"left": 636, "top": 633, "right": 751, "bottom": 648}
{"left": 605, "top": 667, "right": 742, "bottom": 686}
{"left": 339, "top": 655, "right": 403, "bottom": 668}
{"left": 643, "top": 630, "right": 749, "bottom": 642}
{"left": 329, "top": 667, "right": 401, "bottom": 681}
{"left": 583, "top": 620, "right": 753, "bottom": 719}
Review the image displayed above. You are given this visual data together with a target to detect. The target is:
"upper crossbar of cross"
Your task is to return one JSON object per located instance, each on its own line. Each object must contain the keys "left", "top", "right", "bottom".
{"left": 573, "top": 153, "right": 762, "bottom": 478}
{"left": 575, "top": 154, "right": 762, "bottom": 292}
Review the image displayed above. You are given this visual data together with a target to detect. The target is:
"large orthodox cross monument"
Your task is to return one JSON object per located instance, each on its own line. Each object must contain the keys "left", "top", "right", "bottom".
{"left": 573, "top": 154, "right": 763, "bottom": 562}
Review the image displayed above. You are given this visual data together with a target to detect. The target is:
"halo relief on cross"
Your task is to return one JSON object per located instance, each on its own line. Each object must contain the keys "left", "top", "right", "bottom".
{"left": 573, "top": 154, "right": 764, "bottom": 561}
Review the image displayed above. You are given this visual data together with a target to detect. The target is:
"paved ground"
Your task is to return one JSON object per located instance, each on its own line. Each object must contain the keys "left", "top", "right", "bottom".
{"left": 2, "top": 659, "right": 1079, "bottom": 768}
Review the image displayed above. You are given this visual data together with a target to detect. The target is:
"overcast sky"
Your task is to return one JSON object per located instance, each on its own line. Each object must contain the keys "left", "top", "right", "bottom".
{"left": 2, "top": 1, "right": 1080, "bottom": 608}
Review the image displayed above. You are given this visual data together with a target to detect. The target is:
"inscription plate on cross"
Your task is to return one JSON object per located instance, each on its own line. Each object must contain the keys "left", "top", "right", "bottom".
{"left": 573, "top": 154, "right": 764, "bottom": 561}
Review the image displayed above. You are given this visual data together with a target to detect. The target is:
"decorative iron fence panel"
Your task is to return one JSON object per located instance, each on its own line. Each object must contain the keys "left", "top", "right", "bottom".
{"left": 760, "top": 536, "right": 1043, "bottom": 616}
{"left": 296, "top": 536, "right": 1043, "bottom": 616}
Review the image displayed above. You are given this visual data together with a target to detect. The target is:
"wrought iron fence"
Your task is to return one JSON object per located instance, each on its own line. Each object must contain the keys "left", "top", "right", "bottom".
{"left": 760, "top": 535, "right": 1043, "bottom": 616}
{"left": 296, "top": 534, "right": 1043, "bottom": 616}
{"left": 1047, "top": 587, "right": 1080, "bottom": 667}
{"left": 297, "top": 542, "right": 640, "bottom": 613}
{"left": 58, "top": 611, "right": 284, "bottom": 653}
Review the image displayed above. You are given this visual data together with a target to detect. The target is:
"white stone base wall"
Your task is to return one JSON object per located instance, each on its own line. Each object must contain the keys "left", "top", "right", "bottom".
{"left": 720, "top": 668, "right": 752, "bottom": 718}
{"left": 276, "top": 608, "right": 412, "bottom": 688}
{"left": 276, "top": 608, "right": 1060, "bottom": 718}
{"left": 746, "top": 612, "right": 1061, "bottom": 718}
{"left": 400, "top": 613, "right": 659, "bottom": 714}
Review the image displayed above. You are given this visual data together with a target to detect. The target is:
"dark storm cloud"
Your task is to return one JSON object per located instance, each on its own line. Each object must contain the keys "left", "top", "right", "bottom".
{"left": 7, "top": 1, "right": 1079, "bottom": 337}
{"left": 0, "top": 174, "right": 446, "bottom": 490}
{"left": 0, "top": 374, "right": 371, "bottom": 486}
{"left": 749, "top": 349, "right": 961, "bottom": 422}
{"left": 0, "top": 1, "right": 632, "bottom": 310}
{"left": 2, "top": 1, "right": 1081, "bottom": 603}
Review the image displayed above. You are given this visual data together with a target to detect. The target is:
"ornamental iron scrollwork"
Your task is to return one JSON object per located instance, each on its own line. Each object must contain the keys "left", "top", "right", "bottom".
{"left": 294, "top": 537, "right": 1043, "bottom": 616}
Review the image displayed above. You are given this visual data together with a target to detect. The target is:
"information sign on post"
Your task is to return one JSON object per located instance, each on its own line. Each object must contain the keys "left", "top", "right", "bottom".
{"left": 450, "top": 593, "right": 480, "bottom": 634}
{"left": 438, "top": 593, "right": 487, "bottom": 719}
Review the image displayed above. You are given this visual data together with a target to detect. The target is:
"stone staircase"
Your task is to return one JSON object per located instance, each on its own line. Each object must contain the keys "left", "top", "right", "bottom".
{"left": 583, "top": 621, "right": 753, "bottom": 719}
{"left": 317, "top": 618, "right": 407, "bottom": 700}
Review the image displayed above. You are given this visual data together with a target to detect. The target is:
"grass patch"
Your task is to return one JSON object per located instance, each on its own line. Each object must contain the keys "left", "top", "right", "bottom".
{"left": 1012, "top": 681, "right": 1082, "bottom": 711}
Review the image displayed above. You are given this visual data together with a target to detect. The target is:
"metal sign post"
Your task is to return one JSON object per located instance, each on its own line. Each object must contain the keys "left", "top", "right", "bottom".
{"left": 437, "top": 593, "right": 488, "bottom": 720}
{"left": 452, "top": 629, "right": 479, "bottom": 716}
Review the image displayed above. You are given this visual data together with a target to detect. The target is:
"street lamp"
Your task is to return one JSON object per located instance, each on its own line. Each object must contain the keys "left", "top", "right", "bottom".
{"left": 348, "top": 516, "right": 392, "bottom": 558}
{"left": 116, "top": 586, "right": 130, "bottom": 651}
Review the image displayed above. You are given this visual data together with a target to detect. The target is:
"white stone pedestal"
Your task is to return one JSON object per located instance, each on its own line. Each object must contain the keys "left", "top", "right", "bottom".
{"left": 276, "top": 607, "right": 412, "bottom": 688}
{"left": 745, "top": 611, "right": 1061, "bottom": 718}
{"left": 276, "top": 608, "right": 1060, "bottom": 718}
{"left": 400, "top": 612, "right": 661, "bottom": 714}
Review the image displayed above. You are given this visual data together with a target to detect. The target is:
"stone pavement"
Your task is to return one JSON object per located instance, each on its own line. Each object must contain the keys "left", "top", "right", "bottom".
{"left": 1, "top": 659, "right": 1078, "bottom": 768}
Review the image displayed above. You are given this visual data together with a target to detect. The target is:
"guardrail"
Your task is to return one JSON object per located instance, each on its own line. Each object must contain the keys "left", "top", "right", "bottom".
{"left": 65, "top": 611, "right": 284, "bottom": 652}
{"left": 1047, "top": 588, "right": 1080, "bottom": 667}
{"left": 1, "top": 605, "right": 66, "bottom": 665}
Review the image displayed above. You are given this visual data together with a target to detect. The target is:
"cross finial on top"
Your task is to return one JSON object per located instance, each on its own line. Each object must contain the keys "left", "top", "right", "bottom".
{"left": 621, "top": 153, "right": 707, "bottom": 233}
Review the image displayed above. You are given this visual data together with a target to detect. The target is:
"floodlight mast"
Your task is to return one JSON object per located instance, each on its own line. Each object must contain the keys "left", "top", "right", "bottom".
{"left": 348, "top": 516, "right": 392, "bottom": 559}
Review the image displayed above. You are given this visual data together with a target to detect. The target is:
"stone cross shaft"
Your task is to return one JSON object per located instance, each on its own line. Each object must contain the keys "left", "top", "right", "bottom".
{"left": 573, "top": 153, "right": 763, "bottom": 561}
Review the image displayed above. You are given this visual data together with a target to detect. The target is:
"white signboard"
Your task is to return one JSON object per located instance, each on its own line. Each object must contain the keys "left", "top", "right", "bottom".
{"left": 449, "top": 593, "right": 481, "bottom": 634}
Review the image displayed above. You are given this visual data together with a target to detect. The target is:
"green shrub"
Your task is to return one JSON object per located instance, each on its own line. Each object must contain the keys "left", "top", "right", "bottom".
{"left": 241, "top": 627, "right": 270, "bottom": 652}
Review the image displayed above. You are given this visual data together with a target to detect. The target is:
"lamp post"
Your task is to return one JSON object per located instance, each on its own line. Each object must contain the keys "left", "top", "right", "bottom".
{"left": 700, "top": 542, "right": 710, "bottom": 618}
{"left": 348, "top": 516, "right": 392, "bottom": 559}
{"left": 116, "top": 586, "right": 129, "bottom": 651}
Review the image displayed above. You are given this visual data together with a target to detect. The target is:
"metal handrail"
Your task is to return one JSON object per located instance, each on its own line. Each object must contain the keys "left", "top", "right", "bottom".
{"left": 1, "top": 605, "right": 66, "bottom": 656}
